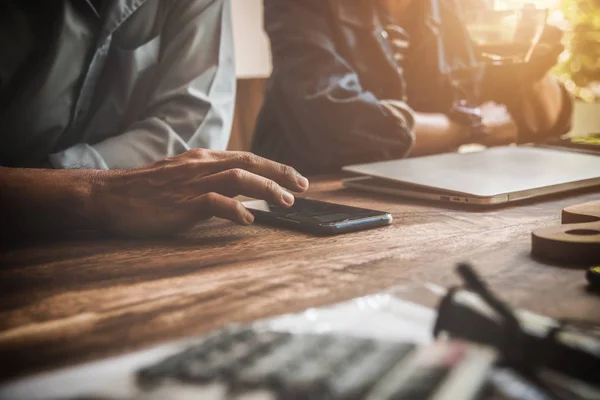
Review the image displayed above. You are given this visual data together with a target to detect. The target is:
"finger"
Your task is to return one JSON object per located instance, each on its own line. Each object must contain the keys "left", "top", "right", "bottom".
{"left": 180, "top": 149, "right": 309, "bottom": 192}
{"left": 193, "top": 192, "right": 255, "bottom": 226}
{"left": 200, "top": 151, "right": 309, "bottom": 193}
{"left": 199, "top": 169, "right": 296, "bottom": 208}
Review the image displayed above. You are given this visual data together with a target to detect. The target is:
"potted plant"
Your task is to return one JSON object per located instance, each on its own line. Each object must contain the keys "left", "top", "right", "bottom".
{"left": 554, "top": 0, "right": 600, "bottom": 134}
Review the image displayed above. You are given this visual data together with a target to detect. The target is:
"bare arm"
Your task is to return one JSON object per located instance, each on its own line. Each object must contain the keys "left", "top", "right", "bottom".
{"left": 519, "top": 75, "right": 564, "bottom": 134}
{"left": 407, "top": 113, "right": 467, "bottom": 157}
{"left": 0, "top": 167, "right": 100, "bottom": 238}
{"left": 406, "top": 104, "right": 518, "bottom": 157}
{"left": 1, "top": 151, "right": 309, "bottom": 239}
{"left": 516, "top": 24, "right": 571, "bottom": 139}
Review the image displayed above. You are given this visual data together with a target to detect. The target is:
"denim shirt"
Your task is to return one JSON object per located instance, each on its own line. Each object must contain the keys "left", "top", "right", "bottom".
{"left": 0, "top": 0, "right": 235, "bottom": 169}
{"left": 252, "top": 0, "right": 572, "bottom": 173}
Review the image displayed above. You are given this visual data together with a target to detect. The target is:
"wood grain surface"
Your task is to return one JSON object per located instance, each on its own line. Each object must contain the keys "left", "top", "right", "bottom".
{"left": 1, "top": 176, "right": 599, "bottom": 382}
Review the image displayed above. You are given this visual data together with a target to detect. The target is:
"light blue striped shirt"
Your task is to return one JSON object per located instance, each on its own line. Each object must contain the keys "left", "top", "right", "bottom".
{"left": 45, "top": 0, "right": 236, "bottom": 169}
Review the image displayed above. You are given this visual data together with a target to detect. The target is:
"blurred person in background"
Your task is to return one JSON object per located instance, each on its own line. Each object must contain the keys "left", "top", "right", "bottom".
{"left": 0, "top": 0, "right": 309, "bottom": 238}
{"left": 252, "top": 0, "right": 572, "bottom": 173}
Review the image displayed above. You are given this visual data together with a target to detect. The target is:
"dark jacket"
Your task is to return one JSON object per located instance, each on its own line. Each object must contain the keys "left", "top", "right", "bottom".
{"left": 252, "top": 0, "right": 572, "bottom": 173}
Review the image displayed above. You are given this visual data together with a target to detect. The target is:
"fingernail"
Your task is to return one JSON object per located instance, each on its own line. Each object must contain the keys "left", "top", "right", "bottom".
{"left": 244, "top": 212, "right": 255, "bottom": 225}
{"left": 282, "top": 191, "right": 295, "bottom": 205}
{"left": 297, "top": 174, "right": 309, "bottom": 189}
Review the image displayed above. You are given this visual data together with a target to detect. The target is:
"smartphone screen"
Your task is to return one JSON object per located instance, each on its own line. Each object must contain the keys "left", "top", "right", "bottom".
{"left": 243, "top": 198, "right": 392, "bottom": 235}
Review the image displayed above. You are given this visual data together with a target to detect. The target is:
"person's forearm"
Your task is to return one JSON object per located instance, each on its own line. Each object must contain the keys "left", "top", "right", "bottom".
{"left": 0, "top": 167, "right": 104, "bottom": 238}
{"left": 408, "top": 113, "right": 469, "bottom": 157}
{"left": 520, "top": 75, "right": 564, "bottom": 134}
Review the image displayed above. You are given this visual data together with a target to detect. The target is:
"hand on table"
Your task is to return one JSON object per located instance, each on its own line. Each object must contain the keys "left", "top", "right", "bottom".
{"left": 94, "top": 149, "right": 309, "bottom": 237}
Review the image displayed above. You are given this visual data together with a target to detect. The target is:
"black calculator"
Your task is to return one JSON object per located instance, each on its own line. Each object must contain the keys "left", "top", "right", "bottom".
{"left": 134, "top": 325, "right": 496, "bottom": 400}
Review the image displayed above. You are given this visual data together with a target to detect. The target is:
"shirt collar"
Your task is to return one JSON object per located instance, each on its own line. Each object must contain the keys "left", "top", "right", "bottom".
{"left": 100, "top": 0, "right": 150, "bottom": 39}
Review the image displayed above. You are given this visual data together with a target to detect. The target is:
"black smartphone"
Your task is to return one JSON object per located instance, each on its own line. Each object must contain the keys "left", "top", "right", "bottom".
{"left": 243, "top": 198, "right": 392, "bottom": 235}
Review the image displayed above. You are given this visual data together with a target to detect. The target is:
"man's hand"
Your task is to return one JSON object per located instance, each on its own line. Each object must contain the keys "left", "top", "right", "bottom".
{"left": 93, "top": 150, "right": 309, "bottom": 237}
{"left": 477, "top": 102, "right": 518, "bottom": 147}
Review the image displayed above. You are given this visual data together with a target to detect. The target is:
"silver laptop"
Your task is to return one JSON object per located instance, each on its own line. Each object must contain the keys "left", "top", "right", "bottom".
{"left": 342, "top": 146, "right": 600, "bottom": 205}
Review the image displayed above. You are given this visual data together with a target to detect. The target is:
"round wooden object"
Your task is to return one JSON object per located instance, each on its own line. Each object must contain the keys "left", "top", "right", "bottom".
{"left": 532, "top": 200, "right": 600, "bottom": 265}
{"left": 562, "top": 200, "right": 600, "bottom": 224}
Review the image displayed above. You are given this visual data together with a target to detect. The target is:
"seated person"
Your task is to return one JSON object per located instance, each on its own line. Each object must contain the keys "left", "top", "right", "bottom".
{"left": 2, "top": 0, "right": 235, "bottom": 169}
{"left": 0, "top": 0, "right": 309, "bottom": 238}
{"left": 252, "top": 0, "right": 572, "bottom": 173}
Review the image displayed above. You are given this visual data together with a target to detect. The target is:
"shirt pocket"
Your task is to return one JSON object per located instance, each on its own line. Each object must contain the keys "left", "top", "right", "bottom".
{"left": 110, "top": 34, "right": 161, "bottom": 121}
{"left": 83, "top": 34, "right": 161, "bottom": 141}
{"left": 112, "top": 34, "right": 161, "bottom": 75}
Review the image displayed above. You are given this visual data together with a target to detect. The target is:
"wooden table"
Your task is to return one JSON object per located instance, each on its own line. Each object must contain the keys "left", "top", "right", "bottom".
{"left": 1, "top": 176, "right": 599, "bottom": 383}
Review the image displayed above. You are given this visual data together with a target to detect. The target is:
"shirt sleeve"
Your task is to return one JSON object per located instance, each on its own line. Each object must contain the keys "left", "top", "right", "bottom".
{"left": 49, "top": 0, "right": 235, "bottom": 170}
{"left": 261, "top": 0, "right": 415, "bottom": 170}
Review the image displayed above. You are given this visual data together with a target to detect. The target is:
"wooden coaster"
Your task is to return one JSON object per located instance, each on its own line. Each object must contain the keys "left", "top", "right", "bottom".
{"left": 532, "top": 200, "right": 600, "bottom": 265}
{"left": 562, "top": 200, "right": 600, "bottom": 224}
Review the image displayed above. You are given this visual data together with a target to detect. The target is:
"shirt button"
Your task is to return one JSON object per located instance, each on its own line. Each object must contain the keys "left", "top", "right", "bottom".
{"left": 380, "top": 30, "right": 389, "bottom": 40}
